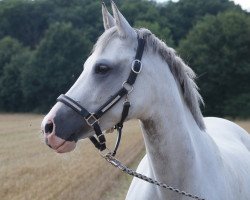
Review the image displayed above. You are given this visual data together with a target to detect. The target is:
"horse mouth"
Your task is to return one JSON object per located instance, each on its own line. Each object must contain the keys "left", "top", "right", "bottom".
{"left": 55, "top": 140, "right": 76, "bottom": 153}
{"left": 45, "top": 134, "right": 77, "bottom": 154}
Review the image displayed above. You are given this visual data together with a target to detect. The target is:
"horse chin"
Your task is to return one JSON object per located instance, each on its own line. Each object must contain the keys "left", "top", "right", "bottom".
{"left": 55, "top": 140, "right": 76, "bottom": 154}
{"left": 44, "top": 126, "right": 78, "bottom": 153}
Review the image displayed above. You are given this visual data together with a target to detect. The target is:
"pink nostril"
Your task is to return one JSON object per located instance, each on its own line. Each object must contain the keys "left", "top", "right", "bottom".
{"left": 45, "top": 121, "right": 54, "bottom": 134}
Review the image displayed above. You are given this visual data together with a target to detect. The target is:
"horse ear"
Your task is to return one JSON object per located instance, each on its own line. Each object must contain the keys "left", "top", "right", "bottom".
{"left": 102, "top": 2, "right": 115, "bottom": 30}
{"left": 111, "top": 0, "right": 136, "bottom": 38}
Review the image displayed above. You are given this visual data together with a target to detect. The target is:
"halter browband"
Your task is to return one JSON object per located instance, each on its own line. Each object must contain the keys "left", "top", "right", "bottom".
{"left": 57, "top": 35, "right": 146, "bottom": 155}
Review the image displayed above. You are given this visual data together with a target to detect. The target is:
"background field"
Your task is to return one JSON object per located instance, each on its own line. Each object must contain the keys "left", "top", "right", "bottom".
{"left": 0, "top": 114, "right": 249, "bottom": 200}
{"left": 0, "top": 114, "right": 144, "bottom": 200}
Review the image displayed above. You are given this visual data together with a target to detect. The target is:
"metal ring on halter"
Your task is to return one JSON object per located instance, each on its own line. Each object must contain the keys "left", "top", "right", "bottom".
{"left": 131, "top": 59, "right": 142, "bottom": 74}
{"left": 122, "top": 82, "right": 134, "bottom": 94}
{"left": 99, "top": 148, "right": 112, "bottom": 157}
{"left": 123, "top": 99, "right": 130, "bottom": 105}
{"left": 85, "top": 113, "right": 99, "bottom": 126}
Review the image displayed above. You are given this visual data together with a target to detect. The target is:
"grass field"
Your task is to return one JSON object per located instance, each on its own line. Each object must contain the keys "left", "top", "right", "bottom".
{"left": 0, "top": 114, "right": 249, "bottom": 200}
{"left": 0, "top": 114, "right": 144, "bottom": 200}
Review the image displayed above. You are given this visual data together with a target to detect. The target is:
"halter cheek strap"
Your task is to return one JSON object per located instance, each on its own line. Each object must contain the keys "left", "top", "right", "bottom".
{"left": 57, "top": 36, "right": 146, "bottom": 156}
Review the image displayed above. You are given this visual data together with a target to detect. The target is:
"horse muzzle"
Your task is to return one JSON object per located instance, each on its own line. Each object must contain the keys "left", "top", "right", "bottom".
{"left": 41, "top": 102, "right": 90, "bottom": 153}
{"left": 41, "top": 119, "right": 76, "bottom": 153}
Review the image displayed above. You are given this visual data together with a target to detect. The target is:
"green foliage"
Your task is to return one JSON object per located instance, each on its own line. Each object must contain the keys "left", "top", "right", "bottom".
{"left": 0, "top": 37, "right": 23, "bottom": 75}
{"left": 0, "top": 0, "right": 53, "bottom": 47}
{"left": 224, "top": 94, "right": 250, "bottom": 118}
{"left": 115, "top": 1, "right": 174, "bottom": 46}
{"left": 161, "top": 0, "right": 239, "bottom": 44}
{"left": 119, "top": 0, "right": 159, "bottom": 24}
{"left": 0, "top": 37, "right": 30, "bottom": 111}
{"left": 135, "top": 20, "right": 174, "bottom": 46}
{"left": 0, "top": 0, "right": 249, "bottom": 118}
{"left": 178, "top": 11, "right": 250, "bottom": 117}
{"left": 0, "top": 49, "right": 31, "bottom": 111}
{"left": 22, "top": 22, "right": 91, "bottom": 112}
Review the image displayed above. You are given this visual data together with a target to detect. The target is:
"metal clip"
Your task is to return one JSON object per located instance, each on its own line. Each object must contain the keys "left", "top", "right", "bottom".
{"left": 107, "top": 157, "right": 121, "bottom": 168}
{"left": 105, "top": 155, "right": 126, "bottom": 170}
{"left": 124, "top": 94, "right": 130, "bottom": 103}
{"left": 122, "top": 82, "right": 134, "bottom": 94}
{"left": 99, "top": 148, "right": 111, "bottom": 158}
{"left": 85, "top": 114, "right": 99, "bottom": 126}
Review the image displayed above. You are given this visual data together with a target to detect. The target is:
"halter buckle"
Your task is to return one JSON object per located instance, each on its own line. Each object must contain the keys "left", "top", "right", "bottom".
{"left": 85, "top": 114, "right": 99, "bottom": 126}
{"left": 132, "top": 59, "right": 142, "bottom": 74}
{"left": 122, "top": 82, "right": 134, "bottom": 94}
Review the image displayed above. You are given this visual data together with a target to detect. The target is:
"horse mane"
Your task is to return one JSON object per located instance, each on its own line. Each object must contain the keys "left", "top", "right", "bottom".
{"left": 95, "top": 27, "right": 206, "bottom": 130}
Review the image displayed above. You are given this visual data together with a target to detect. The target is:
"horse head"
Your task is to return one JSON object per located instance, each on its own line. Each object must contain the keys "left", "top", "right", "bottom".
{"left": 41, "top": 1, "right": 153, "bottom": 153}
{"left": 41, "top": 1, "right": 204, "bottom": 154}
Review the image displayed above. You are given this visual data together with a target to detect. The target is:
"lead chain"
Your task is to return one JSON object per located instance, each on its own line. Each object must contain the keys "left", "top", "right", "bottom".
{"left": 103, "top": 154, "right": 205, "bottom": 200}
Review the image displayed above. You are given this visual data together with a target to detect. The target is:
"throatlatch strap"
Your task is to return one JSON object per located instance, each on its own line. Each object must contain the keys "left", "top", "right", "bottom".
{"left": 112, "top": 101, "right": 131, "bottom": 156}
{"left": 116, "top": 101, "right": 131, "bottom": 129}
{"left": 112, "top": 128, "right": 122, "bottom": 156}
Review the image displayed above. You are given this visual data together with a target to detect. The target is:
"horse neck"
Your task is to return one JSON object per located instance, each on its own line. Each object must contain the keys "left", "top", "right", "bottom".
{"left": 139, "top": 56, "right": 220, "bottom": 193}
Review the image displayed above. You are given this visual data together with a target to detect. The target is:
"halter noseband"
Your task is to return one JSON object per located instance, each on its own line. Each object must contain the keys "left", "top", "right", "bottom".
{"left": 57, "top": 35, "right": 146, "bottom": 156}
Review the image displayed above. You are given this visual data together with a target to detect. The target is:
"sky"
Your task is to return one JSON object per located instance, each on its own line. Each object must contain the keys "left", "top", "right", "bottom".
{"left": 156, "top": 0, "right": 250, "bottom": 11}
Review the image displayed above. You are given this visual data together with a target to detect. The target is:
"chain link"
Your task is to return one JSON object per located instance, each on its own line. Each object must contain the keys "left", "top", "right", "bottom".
{"left": 103, "top": 154, "right": 205, "bottom": 200}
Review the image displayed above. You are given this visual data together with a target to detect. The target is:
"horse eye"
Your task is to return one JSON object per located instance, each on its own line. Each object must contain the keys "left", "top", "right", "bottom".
{"left": 95, "top": 64, "right": 111, "bottom": 74}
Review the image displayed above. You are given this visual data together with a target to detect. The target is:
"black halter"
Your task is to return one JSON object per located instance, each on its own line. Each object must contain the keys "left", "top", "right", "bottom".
{"left": 57, "top": 35, "right": 146, "bottom": 156}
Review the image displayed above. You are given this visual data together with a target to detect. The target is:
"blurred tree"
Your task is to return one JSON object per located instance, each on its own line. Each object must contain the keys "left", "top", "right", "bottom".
{"left": 0, "top": 0, "right": 248, "bottom": 117}
{"left": 0, "top": 0, "right": 54, "bottom": 48}
{"left": 160, "top": 0, "right": 240, "bottom": 44}
{"left": 120, "top": 0, "right": 159, "bottom": 24}
{"left": 21, "top": 22, "right": 91, "bottom": 112}
{"left": 224, "top": 94, "right": 250, "bottom": 118}
{"left": 0, "top": 37, "right": 30, "bottom": 111}
{"left": 135, "top": 20, "right": 174, "bottom": 46}
{"left": 118, "top": 0, "right": 175, "bottom": 47}
{"left": 178, "top": 11, "right": 250, "bottom": 117}
{"left": 0, "top": 50, "right": 31, "bottom": 111}
{"left": 0, "top": 37, "right": 23, "bottom": 75}
{"left": 47, "top": 0, "right": 103, "bottom": 42}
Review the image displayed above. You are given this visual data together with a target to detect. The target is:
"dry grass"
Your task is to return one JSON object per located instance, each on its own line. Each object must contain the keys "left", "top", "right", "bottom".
{"left": 0, "top": 114, "right": 249, "bottom": 200}
{"left": 102, "top": 150, "right": 145, "bottom": 200}
{"left": 0, "top": 114, "right": 144, "bottom": 200}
